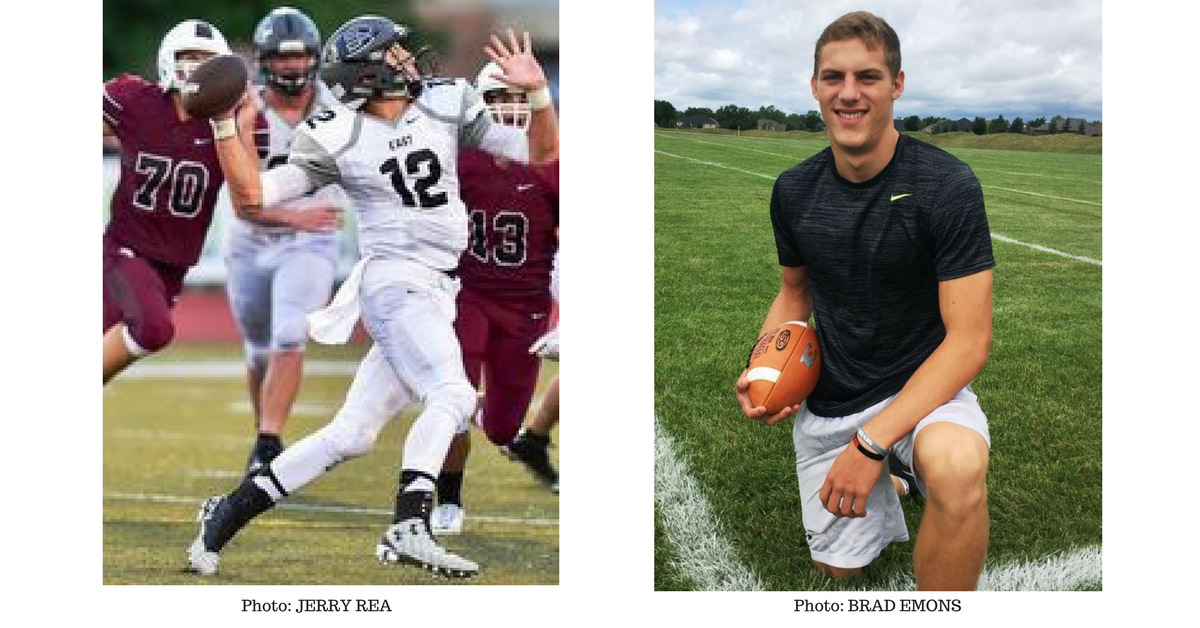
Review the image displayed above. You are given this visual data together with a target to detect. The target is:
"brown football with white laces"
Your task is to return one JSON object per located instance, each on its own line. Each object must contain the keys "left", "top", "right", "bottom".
{"left": 181, "top": 54, "right": 248, "bottom": 119}
{"left": 746, "top": 321, "right": 821, "bottom": 414}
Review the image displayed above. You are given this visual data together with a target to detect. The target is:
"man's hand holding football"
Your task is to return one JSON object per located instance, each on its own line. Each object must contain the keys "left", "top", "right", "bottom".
{"left": 736, "top": 369, "right": 801, "bottom": 425}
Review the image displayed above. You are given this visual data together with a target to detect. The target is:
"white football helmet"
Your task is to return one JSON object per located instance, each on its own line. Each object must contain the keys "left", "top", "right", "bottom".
{"left": 157, "top": 19, "right": 232, "bottom": 91}
{"left": 474, "top": 61, "right": 531, "bottom": 130}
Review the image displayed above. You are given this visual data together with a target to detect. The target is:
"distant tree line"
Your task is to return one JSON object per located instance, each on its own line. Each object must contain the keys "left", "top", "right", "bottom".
{"left": 104, "top": 0, "right": 438, "bottom": 80}
{"left": 656, "top": 99, "right": 1099, "bottom": 135}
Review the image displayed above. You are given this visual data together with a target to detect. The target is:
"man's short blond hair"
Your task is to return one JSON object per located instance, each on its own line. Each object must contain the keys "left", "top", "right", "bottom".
{"left": 813, "top": 11, "right": 901, "bottom": 79}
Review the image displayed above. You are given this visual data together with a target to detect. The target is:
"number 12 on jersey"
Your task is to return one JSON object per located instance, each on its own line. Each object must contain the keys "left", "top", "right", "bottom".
{"left": 380, "top": 149, "right": 448, "bottom": 209}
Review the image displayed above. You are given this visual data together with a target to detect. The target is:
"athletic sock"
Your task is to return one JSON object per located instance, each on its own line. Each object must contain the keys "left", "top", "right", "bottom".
{"left": 206, "top": 479, "right": 275, "bottom": 551}
{"left": 394, "top": 470, "right": 435, "bottom": 524}
{"left": 436, "top": 472, "right": 464, "bottom": 506}
{"left": 523, "top": 428, "right": 550, "bottom": 446}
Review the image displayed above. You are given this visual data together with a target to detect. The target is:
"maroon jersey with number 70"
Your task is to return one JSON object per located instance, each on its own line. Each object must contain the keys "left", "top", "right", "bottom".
{"left": 103, "top": 74, "right": 266, "bottom": 268}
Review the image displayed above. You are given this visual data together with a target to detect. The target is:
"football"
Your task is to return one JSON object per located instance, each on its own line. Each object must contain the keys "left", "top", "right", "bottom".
{"left": 181, "top": 54, "right": 247, "bottom": 119}
{"left": 746, "top": 320, "right": 821, "bottom": 414}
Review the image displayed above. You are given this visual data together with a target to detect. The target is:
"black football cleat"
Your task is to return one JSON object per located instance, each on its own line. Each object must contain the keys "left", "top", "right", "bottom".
{"left": 888, "top": 451, "right": 922, "bottom": 499}
{"left": 503, "top": 428, "right": 558, "bottom": 494}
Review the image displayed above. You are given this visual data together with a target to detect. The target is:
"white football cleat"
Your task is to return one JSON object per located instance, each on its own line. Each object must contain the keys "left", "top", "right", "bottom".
{"left": 376, "top": 519, "right": 479, "bottom": 578}
{"left": 186, "top": 496, "right": 223, "bottom": 576}
{"left": 529, "top": 328, "right": 559, "bottom": 360}
{"left": 430, "top": 503, "right": 465, "bottom": 535}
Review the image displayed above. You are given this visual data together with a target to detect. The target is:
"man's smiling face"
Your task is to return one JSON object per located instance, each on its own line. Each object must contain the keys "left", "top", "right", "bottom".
{"left": 811, "top": 38, "right": 904, "bottom": 156}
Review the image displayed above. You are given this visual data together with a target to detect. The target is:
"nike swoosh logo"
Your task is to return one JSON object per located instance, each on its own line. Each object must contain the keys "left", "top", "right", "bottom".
{"left": 890, "top": 193, "right": 912, "bottom": 202}
{"left": 195, "top": 138, "right": 212, "bottom": 145}
{"left": 517, "top": 184, "right": 534, "bottom": 191}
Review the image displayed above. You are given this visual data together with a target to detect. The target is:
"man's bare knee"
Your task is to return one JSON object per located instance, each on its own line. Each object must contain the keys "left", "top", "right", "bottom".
{"left": 915, "top": 425, "right": 989, "bottom": 524}
{"left": 814, "top": 561, "right": 863, "bottom": 579}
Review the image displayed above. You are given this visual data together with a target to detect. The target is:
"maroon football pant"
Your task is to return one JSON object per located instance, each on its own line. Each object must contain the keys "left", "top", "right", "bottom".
{"left": 102, "top": 238, "right": 187, "bottom": 353}
{"left": 454, "top": 288, "right": 551, "bottom": 446}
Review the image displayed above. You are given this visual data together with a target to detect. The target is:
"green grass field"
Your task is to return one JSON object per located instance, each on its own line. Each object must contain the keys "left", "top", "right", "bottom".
{"left": 653, "top": 129, "right": 1101, "bottom": 591}
{"left": 103, "top": 342, "right": 559, "bottom": 585}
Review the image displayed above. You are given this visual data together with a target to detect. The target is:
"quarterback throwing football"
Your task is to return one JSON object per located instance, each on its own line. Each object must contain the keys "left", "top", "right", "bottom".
{"left": 187, "top": 17, "right": 558, "bottom": 579}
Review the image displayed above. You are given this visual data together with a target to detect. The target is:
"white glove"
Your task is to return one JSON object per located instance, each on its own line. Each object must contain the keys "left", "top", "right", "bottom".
{"left": 529, "top": 328, "right": 559, "bottom": 360}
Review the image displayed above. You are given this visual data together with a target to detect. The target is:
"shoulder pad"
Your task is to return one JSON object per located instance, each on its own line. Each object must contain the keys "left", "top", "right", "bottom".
{"left": 104, "top": 74, "right": 155, "bottom": 100}
{"left": 314, "top": 81, "right": 342, "bottom": 110}
{"left": 295, "top": 105, "right": 356, "bottom": 154}
{"left": 416, "top": 78, "right": 473, "bottom": 119}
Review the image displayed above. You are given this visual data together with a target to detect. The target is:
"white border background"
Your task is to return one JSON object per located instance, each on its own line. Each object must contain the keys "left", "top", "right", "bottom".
{"left": 1, "top": 0, "right": 1193, "bottom": 624}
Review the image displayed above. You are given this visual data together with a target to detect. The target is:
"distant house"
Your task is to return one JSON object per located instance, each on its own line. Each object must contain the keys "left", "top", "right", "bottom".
{"left": 955, "top": 118, "right": 972, "bottom": 132}
{"left": 756, "top": 119, "right": 786, "bottom": 132}
{"left": 894, "top": 119, "right": 906, "bottom": 132}
{"left": 1062, "top": 117, "right": 1088, "bottom": 134}
{"left": 921, "top": 125, "right": 934, "bottom": 134}
{"left": 1024, "top": 121, "right": 1102, "bottom": 137}
{"left": 676, "top": 114, "right": 719, "bottom": 129}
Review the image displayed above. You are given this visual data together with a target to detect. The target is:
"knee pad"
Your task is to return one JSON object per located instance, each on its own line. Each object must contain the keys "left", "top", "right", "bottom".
{"left": 320, "top": 413, "right": 384, "bottom": 460}
{"left": 271, "top": 314, "right": 309, "bottom": 353}
{"left": 424, "top": 380, "right": 478, "bottom": 429}
{"left": 129, "top": 314, "right": 174, "bottom": 354}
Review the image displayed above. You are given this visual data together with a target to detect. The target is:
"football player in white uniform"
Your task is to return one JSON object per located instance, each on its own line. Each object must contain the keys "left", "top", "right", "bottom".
{"left": 224, "top": 7, "right": 348, "bottom": 474}
{"left": 187, "top": 17, "right": 558, "bottom": 579}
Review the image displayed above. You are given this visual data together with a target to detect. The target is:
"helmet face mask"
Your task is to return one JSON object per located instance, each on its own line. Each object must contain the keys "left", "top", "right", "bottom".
{"left": 474, "top": 61, "right": 530, "bottom": 130}
{"left": 483, "top": 90, "right": 531, "bottom": 130}
{"left": 157, "top": 20, "right": 231, "bottom": 91}
{"left": 320, "top": 16, "right": 436, "bottom": 109}
{"left": 254, "top": 7, "right": 321, "bottom": 97}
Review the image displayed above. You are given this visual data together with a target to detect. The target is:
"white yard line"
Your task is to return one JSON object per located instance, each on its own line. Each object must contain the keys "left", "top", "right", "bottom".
{"left": 658, "top": 134, "right": 1102, "bottom": 206}
{"left": 656, "top": 149, "right": 775, "bottom": 180}
{"left": 982, "top": 185, "right": 1101, "bottom": 207}
{"left": 656, "top": 416, "right": 1101, "bottom": 591}
{"left": 656, "top": 149, "right": 1101, "bottom": 266}
{"left": 120, "top": 360, "right": 359, "bottom": 380}
{"left": 991, "top": 234, "right": 1102, "bottom": 266}
{"left": 655, "top": 133, "right": 811, "bottom": 160}
{"left": 655, "top": 415, "right": 766, "bottom": 590}
{"left": 105, "top": 491, "right": 559, "bottom": 527}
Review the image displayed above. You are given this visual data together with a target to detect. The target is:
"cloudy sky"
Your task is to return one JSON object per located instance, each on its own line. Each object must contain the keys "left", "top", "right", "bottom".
{"left": 655, "top": 0, "right": 1102, "bottom": 122}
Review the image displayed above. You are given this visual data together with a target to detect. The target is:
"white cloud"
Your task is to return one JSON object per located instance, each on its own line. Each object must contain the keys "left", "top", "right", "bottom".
{"left": 655, "top": 0, "right": 1102, "bottom": 120}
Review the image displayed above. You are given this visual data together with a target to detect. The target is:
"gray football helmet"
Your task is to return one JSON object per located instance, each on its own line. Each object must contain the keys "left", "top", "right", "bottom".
{"left": 319, "top": 15, "right": 434, "bottom": 108}
{"left": 253, "top": 7, "right": 321, "bottom": 96}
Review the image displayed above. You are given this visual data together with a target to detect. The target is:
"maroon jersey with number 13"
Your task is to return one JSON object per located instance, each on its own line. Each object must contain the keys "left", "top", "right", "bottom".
{"left": 457, "top": 149, "right": 559, "bottom": 300}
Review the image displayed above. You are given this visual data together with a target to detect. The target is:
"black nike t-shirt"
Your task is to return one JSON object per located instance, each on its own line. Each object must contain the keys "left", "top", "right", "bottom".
{"left": 770, "top": 134, "right": 994, "bottom": 417}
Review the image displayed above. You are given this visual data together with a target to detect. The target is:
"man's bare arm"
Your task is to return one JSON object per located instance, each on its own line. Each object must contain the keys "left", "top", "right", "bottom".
{"left": 817, "top": 268, "right": 992, "bottom": 518}
{"left": 736, "top": 265, "right": 814, "bottom": 424}
{"left": 212, "top": 99, "right": 340, "bottom": 232}
{"left": 857, "top": 269, "right": 993, "bottom": 449}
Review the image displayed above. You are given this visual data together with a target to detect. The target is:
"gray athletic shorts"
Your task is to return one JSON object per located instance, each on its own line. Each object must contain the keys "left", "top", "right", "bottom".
{"left": 792, "top": 386, "right": 990, "bottom": 569}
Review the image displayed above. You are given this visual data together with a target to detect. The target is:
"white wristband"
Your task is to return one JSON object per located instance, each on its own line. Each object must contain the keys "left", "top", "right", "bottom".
{"left": 527, "top": 85, "right": 552, "bottom": 110}
{"left": 856, "top": 427, "right": 890, "bottom": 457}
{"left": 210, "top": 117, "right": 237, "bottom": 140}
